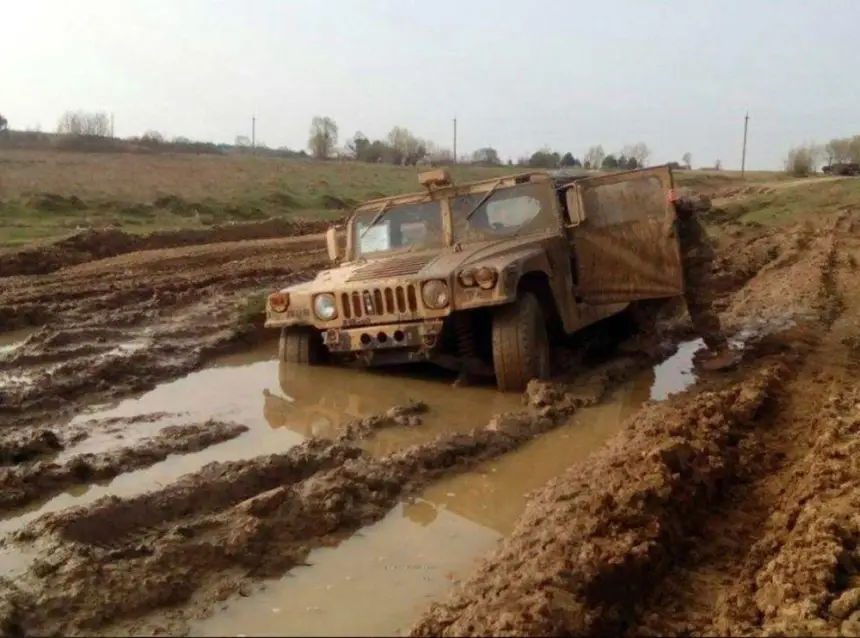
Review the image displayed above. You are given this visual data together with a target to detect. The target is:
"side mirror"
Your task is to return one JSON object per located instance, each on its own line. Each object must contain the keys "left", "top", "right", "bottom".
{"left": 325, "top": 227, "right": 341, "bottom": 262}
{"left": 564, "top": 186, "right": 585, "bottom": 227}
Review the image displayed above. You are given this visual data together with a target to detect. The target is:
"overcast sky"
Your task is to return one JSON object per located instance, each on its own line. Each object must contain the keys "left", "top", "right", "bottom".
{"left": 3, "top": 0, "right": 858, "bottom": 169}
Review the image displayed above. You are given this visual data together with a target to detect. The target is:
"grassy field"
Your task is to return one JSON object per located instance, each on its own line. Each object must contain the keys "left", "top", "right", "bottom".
{"left": 0, "top": 148, "right": 798, "bottom": 248}
{"left": 712, "top": 177, "right": 860, "bottom": 227}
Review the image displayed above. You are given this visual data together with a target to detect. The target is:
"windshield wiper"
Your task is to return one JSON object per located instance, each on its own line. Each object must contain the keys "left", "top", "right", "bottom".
{"left": 358, "top": 199, "right": 394, "bottom": 241}
{"left": 462, "top": 179, "right": 504, "bottom": 224}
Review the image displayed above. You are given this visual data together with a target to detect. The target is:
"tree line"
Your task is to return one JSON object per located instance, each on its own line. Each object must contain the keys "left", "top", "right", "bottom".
{"left": 308, "top": 114, "right": 658, "bottom": 170}
{"left": 784, "top": 135, "right": 860, "bottom": 176}
{"left": 2, "top": 108, "right": 703, "bottom": 172}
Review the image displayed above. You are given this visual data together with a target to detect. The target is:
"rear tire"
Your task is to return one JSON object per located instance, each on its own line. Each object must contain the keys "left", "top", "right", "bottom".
{"left": 279, "top": 327, "right": 325, "bottom": 365}
{"left": 491, "top": 292, "right": 551, "bottom": 392}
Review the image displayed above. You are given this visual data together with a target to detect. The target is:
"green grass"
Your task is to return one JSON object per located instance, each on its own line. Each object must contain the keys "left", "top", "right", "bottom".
{"left": 727, "top": 178, "right": 860, "bottom": 226}
{"left": 0, "top": 149, "right": 793, "bottom": 249}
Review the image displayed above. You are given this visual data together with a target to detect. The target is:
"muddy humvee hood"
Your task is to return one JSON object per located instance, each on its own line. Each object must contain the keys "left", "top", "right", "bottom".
{"left": 282, "top": 237, "right": 548, "bottom": 294}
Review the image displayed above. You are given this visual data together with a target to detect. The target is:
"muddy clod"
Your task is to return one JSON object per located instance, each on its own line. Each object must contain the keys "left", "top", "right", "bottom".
{"left": 338, "top": 401, "right": 429, "bottom": 440}
{"left": 0, "top": 429, "right": 63, "bottom": 466}
{"left": 0, "top": 421, "right": 248, "bottom": 515}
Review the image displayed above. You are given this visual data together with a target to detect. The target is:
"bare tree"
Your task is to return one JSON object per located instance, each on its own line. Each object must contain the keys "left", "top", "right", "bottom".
{"left": 849, "top": 135, "right": 860, "bottom": 163}
{"left": 56, "top": 110, "right": 111, "bottom": 137}
{"left": 682, "top": 152, "right": 692, "bottom": 169}
{"left": 583, "top": 145, "right": 606, "bottom": 170}
{"left": 625, "top": 142, "right": 651, "bottom": 167}
{"left": 308, "top": 116, "right": 339, "bottom": 160}
{"left": 387, "top": 126, "right": 426, "bottom": 165}
{"left": 235, "top": 135, "right": 251, "bottom": 148}
{"left": 0, "top": 113, "right": 8, "bottom": 133}
{"left": 785, "top": 143, "right": 822, "bottom": 176}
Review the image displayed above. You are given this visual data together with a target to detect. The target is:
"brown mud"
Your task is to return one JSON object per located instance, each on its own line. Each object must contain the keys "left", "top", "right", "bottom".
{"left": 0, "top": 193, "right": 858, "bottom": 637}
{"left": 0, "top": 234, "right": 330, "bottom": 432}
{"left": 0, "top": 421, "right": 248, "bottom": 513}
{"left": 410, "top": 211, "right": 860, "bottom": 636}
{"left": 0, "top": 353, "right": 652, "bottom": 637}
{"left": 0, "top": 218, "right": 336, "bottom": 278}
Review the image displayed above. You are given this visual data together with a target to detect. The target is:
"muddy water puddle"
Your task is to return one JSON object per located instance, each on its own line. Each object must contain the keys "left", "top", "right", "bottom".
{"left": 2, "top": 338, "right": 702, "bottom": 635}
{"left": 192, "top": 360, "right": 682, "bottom": 637}
{"left": 0, "top": 343, "right": 521, "bottom": 538}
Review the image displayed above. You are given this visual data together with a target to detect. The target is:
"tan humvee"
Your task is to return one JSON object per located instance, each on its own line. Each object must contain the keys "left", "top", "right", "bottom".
{"left": 264, "top": 165, "right": 684, "bottom": 392}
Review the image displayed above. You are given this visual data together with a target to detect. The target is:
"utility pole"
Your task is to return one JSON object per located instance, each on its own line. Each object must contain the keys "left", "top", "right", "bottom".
{"left": 741, "top": 111, "right": 749, "bottom": 176}
{"left": 110, "top": 112, "right": 115, "bottom": 138}
{"left": 453, "top": 118, "right": 457, "bottom": 164}
{"left": 251, "top": 114, "right": 256, "bottom": 155}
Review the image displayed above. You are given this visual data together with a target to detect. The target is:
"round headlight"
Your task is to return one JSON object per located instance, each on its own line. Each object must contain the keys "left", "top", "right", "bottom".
{"left": 459, "top": 269, "right": 477, "bottom": 288}
{"left": 475, "top": 267, "right": 498, "bottom": 290}
{"left": 421, "top": 280, "right": 450, "bottom": 309}
{"left": 313, "top": 293, "right": 338, "bottom": 320}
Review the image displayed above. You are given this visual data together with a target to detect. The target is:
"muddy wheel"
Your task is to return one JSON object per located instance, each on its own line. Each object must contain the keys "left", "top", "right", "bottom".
{"left": 279, "top": 327, "right": 325, "bottom": 365}
{"left": 491, "top": 292, "right": 551, "bottom": 392}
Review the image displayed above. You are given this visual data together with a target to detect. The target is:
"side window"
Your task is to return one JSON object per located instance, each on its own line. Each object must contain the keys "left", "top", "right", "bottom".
{"left": 580, "top": 175, "right": 665, "bottom": 227}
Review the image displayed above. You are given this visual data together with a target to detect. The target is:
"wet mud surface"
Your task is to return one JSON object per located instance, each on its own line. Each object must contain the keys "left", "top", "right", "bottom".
{"left": 0, "top": 218, "right": 334, "bottom": 277}
{"left": 411, "top": 211, "right": 860, "bottom": 636}
{"left": 0, "top": 234, "right": 330, "bottom": 431}
{"left": 1, "top": 200, "right": 859, "bottom": 636}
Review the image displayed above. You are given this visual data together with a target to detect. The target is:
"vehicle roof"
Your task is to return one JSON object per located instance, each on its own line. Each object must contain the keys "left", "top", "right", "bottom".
{"left": 354, "top": 169, "right": 594, "bottom": 212}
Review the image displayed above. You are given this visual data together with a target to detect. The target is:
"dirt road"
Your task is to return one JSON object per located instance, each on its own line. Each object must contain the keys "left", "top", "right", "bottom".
{"left": 2, "top": 202, "right": 860, "bottom": 636}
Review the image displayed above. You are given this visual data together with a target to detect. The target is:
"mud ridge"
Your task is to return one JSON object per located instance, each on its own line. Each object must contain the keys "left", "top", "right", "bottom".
{"left": 0, "top": 430, "right": 63, "bottom": 466}
{"left": 625, "top": 212, "right": 860, "bottom": 637}
{"left": 0, "top": 218, "right": 336, "bottom": 278}
{"left": 1, "top": 355, "right": 650, "bottom": 636}
{"left": 409, "top": 342, "right": 804, "bottom": 637}
{"left": 337, "top": 401, "right": 429, "bottom": 440}
{"left": 0, "top": 259, "right": 327, "bottom": 431}
{"left": 709, "top": 390, "right": 860, "bottom": 637}
{"left": 0, "top": 421, "right": 249, "bottom": 514}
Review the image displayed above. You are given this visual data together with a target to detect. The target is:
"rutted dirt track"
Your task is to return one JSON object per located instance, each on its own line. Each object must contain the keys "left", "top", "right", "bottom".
{"left": 2, "top": 206, "right": 860, "bottom": 637}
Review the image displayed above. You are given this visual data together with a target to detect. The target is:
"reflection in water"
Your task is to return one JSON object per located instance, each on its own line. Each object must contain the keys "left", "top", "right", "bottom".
{"left": 195, "top": 364, "right": 663, "bottom": 638}
{"left": 416, "top": 370, "right": 655, "bottom": 535}
{"left": 265, "top": 361, "right": 522, "bottom": 458}
{"left": 650, "top": 339, "right": 702, "bottom": 401}
{"left": 2, "top": 334, "right": 701, "bottom": 637}
{"left": 193, "top": 503, "right": 502, "bottom": 638}
{"left": 402, "top": 499, "right": 439, "bottom": 527}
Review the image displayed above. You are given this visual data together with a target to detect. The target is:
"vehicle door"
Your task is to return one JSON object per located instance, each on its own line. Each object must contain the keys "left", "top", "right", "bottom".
{"left": 565, "top": 165, "right": 683, "bottom": 305}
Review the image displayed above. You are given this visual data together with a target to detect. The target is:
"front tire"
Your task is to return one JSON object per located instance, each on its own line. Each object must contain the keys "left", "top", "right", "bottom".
{"left": 279, "top": 327, "right": 325, "bottom": 364}
{"left": 491, "top": 292, "right": 551, "bottom": 392}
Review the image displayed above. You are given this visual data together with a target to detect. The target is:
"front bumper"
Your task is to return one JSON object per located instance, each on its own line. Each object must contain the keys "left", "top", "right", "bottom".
{"left": 321, "top": 320, "right": 444, "bottom": 354}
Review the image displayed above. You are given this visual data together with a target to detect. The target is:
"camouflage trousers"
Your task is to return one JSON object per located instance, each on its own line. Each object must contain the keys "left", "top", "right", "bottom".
{"left": 682, "top": 254, "right": 728, "bottom": 350}
{"left": 631, "top": 254, "right": 727, "bottom": 351}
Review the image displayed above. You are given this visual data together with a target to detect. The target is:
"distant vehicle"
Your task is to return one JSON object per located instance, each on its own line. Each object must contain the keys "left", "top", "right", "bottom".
{"left": 265, "top": 165, "right": 686, "bottom": 392}
{"left": 822, "top": 163, "right": 860, "bottom": 176}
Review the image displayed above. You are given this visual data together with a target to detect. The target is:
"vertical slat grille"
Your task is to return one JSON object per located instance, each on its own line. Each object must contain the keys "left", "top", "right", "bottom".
{"left": 335, "top": 285, "right": 422, "bottom": 320}
{"left": 407, "top": 284, "right": 418, "bottom": 312}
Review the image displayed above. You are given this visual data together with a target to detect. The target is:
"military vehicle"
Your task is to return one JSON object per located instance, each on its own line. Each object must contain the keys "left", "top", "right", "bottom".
{"left": 822, "top": 162, "right": 860, "bottom": 176}
{"left": 265, "top": 165, "right": 684, "bottom": 391}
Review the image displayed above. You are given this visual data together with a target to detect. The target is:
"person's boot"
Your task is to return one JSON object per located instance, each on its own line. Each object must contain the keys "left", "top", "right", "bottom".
{"left": 698, "top": 343, "right": 742, "bottom": 371}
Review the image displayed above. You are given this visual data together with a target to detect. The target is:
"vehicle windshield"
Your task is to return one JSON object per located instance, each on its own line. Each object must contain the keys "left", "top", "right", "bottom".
{"left": 352, "top": 199, "right": 444, "bottom": 258}
{"left": 451, "top": 182, "right": 556, "bottom": 243}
